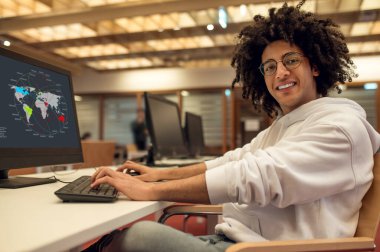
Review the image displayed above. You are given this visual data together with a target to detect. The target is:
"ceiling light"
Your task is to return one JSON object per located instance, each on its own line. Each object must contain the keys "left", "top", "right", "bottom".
{"left": 181, "top": 90, "right": 189, "bottom": 96}
{"left": 74, "top": 95, "right": 83, "bottom": 102}
{"left": 3, "top": 40, "right": 11, "bottom": 47}
{"left": 240, "top": 4, "right": 248, "bottom": 16}
{"left": 225, "top": 89, "right": 231, "bottom": 97}
{"left": 218, "top": 7, "right": 228, "bottom": 29}
{"left": 363, "top": 82, "right": 378, "bottom": 90}
{"left": 207, "top": 24, "right": 214, "bottom": 31}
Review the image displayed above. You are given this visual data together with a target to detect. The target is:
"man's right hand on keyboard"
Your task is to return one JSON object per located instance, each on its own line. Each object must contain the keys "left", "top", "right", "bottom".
{"left": 91, "top": 167, "right": 156, "bottom": 201}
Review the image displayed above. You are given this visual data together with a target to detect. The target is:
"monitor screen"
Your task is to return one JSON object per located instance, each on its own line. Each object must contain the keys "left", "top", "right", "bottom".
{"left": 0, "top": 47, "right": 83, "bottom": 188}
{"left": 184, "top": 112, "right": 205, "bottom": 157}
{"left": 144, "top": 92, "right": 188, "bottom": 159}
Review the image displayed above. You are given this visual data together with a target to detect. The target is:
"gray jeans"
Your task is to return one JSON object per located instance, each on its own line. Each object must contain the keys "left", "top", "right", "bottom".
{"left": 89, "top": 221, "right": 235, "bottom": 252}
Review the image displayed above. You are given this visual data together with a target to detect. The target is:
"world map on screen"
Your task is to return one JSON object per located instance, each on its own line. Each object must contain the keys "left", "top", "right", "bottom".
{"left": 11, "top": 86, "right": 65, "bottom": 124}
{"left": 8, "top": 70, "right": 69, "bottom": 138}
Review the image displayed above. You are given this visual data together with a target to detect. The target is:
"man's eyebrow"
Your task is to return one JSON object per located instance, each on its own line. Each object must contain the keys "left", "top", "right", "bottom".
{"left": 261, "top": 53, "right": 286, "bottom": 63}
{"left": 262, "top": 51, "right": 302, "bottom": 62}
{"left": 261, "top": 55, "right": 283, "bottom": 63}
{"left": 262, "top": 58, "right": 274, "bottom": 64}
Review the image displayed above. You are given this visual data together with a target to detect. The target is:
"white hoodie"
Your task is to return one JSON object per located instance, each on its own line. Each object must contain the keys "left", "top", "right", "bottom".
{"left": 205, "top": 97, "right": 380, "bottom": 242}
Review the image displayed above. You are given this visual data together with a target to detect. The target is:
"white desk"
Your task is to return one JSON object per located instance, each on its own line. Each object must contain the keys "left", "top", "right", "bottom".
{"left": 0, "top": 169, "right": 173, "bottom": 252}
{"left": 155, "top": 156, "right": 216, "bottom": 166}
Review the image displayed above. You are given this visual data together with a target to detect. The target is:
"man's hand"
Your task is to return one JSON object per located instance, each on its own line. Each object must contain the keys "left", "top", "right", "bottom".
{"left": 91, "top": 167, "right": 156, "bottom": 201}
{"left": 116, "top": 161, "right": 160, "bottom": 182}
{"left": 90, "top": 162, "right": 210, "bottom": 204}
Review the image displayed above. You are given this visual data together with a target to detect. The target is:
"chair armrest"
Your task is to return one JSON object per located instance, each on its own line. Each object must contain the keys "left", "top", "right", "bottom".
{"left": 226, "top": 237, "right": 375, "bottom": 252}
{"left": 158, "top": 204, "right": 222, "bottom": 223}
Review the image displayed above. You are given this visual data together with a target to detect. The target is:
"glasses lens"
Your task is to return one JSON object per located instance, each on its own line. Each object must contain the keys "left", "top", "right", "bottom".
{"left": 283, "top": 53, "right": 302, "bottom": 69}
{"left": 262, "top": 60, "right": 277, "bottom": 75}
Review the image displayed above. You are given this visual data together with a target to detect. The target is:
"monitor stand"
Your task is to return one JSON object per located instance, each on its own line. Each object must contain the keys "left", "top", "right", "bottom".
{"left": 0, "top": 169, "right": 57, "bottom": 189}
{"left": 146, "top": 145, "right": 155, "bottom": 166}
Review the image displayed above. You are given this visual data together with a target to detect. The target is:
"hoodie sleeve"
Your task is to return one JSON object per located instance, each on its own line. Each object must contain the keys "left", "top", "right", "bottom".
{"left": 206, "top": 121, "right": 376, "bottom": 207}
{"left": 205, "top": 143, "right": 251, "bottom": 170}
{"left": 205, "top": 131, "right": 265, "bottom": 170}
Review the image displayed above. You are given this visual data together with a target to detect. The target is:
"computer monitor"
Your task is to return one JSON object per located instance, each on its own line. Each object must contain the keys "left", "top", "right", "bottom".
{"left": 144, "top": 92, "right": 188, "bottom": 159}
{"left": 0, "top": 47, "right": 83, "bottom": 188}
{"left": 184, "top": 112, "right": 205, "bottom": 157}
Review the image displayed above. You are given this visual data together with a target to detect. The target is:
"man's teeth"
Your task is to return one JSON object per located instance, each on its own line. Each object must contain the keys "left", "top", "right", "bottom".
{"left": 277, "top": 82, "right": 295, "bottom": 90}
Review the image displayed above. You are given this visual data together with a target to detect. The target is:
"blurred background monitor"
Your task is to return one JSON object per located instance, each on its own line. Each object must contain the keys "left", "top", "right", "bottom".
{"left": 0, "top": 47, "right": 83, "bottom": 188}
{"left": 144, "top": 92, "right": 188, "bottom": 159}
{"left": 184, "top": 112, "right": 205, "bottom": 157}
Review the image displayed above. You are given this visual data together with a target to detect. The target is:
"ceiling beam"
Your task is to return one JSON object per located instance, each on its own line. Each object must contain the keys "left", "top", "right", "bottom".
{"left": 95, "top": 65, "right": 171, "bottom": 73}
{"left": 30, "top": 22, "right": 246, "bottom": 49}
{"left": 27, "top": 9, "right": 380, "bottom": 49}
{"left": 331, "top": 9, "right": 380, "bottom": 23}
{"left": 72, "top": 45, "right": 235, "bottom": 63}
{"left": 0, "top": 0, "right": 281, "bottom": 33}
{"left": 346, "top": 34, "right": 380, "bottom": 43}
{"left": 350, "top": 52, "right": 380, "bottom": 57}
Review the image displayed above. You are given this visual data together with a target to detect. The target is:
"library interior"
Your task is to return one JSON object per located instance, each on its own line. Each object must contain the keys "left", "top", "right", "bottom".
{"left": 0, "top": 1, "right": 380, "bottom": 252}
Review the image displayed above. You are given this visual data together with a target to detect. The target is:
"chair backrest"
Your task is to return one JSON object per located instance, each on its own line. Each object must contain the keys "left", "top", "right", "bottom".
{"left": 76, "top": 140, "right": 116, "bottom": 169}
{"left": 355, "top": 152, "right": 380, "bottom": 238}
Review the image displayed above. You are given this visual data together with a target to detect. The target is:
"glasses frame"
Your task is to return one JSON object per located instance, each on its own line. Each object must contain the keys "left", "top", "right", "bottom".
{"left": 259, "top": 52, "right": 305, "bottom": 76}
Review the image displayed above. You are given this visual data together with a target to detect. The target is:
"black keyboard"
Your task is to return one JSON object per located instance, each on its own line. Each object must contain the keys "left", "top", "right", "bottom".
{"left": 54, "top": 176, "right": 118, "bottom": 202}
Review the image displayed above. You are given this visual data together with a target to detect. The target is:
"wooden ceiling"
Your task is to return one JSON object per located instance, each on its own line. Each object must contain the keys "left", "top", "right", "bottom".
{"left": 0, "top": 0, "right": 379, "bottom": 74}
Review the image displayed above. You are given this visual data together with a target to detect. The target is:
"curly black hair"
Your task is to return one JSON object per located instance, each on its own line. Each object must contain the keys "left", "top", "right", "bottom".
{"left": 231, "top": 0, "right": 357, "bottom": 117}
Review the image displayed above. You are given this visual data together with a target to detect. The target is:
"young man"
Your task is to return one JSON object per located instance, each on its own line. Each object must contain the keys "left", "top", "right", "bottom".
{"left": 88, "top": 1, "right": 380, "bottom": 251}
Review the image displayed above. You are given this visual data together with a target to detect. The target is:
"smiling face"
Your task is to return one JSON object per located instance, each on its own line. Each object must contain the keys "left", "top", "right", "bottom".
{"left": 261, "top": 40, "right": 320, "bottom": 115}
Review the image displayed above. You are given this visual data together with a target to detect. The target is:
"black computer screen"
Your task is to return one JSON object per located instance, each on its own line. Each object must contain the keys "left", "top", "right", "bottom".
{"left": 0, "top": 47, "right": 83, "bottom": 188}
{"left": 184, "top": 112, "right": 205, "bottom": 157}
{"left": 144, "top": 92, "right": 188, "bottom": 159}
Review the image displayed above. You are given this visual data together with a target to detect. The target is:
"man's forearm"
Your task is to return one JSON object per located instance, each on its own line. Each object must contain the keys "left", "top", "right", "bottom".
{"left": 158, "top": 162, "right": 207, "bottom": 180}
{"left": 151, "top": 173, "right": 210, "bottom": 204}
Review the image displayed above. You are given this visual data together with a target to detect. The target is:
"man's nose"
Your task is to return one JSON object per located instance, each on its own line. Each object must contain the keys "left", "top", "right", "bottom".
{"left": 275, "top": 61, "right": 290, "bottom": 79}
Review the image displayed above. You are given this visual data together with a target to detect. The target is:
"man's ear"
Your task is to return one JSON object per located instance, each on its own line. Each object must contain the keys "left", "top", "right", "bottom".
{"left": 312, "top": 65, "right": 320, "bottom": 77}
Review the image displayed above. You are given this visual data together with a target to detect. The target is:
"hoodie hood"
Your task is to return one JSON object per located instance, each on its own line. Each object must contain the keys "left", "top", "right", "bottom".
{"left": 280, "top": 97, "right": 380, "bottom": 153}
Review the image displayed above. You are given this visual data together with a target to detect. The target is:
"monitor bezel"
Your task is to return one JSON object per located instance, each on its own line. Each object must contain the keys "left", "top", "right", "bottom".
{"left": 184, "top": 111, "right": 205, "bottom": 157}
{"left": 0, "top": 46, "right": 83, "bottom": 173}
{"left": 144, "top": 92, "right": 189, "bottom": 159}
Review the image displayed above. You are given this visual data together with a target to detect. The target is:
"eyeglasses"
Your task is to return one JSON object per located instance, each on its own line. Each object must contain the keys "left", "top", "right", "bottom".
{"left": 259, "top": 52, "right": 304, "bottom": 76}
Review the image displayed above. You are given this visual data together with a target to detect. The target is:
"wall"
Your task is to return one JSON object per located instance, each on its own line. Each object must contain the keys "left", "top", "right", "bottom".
{"left": 73, "top": 67, "right": 235, "bottom": 93}
{"left": 72, "top": 55, "right": 380, "bottom": 94}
